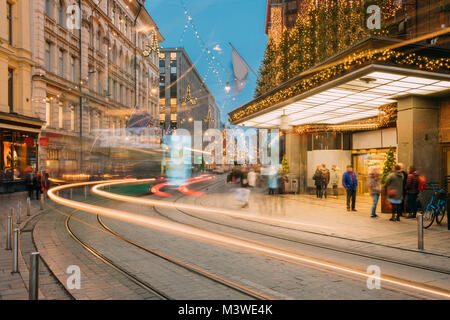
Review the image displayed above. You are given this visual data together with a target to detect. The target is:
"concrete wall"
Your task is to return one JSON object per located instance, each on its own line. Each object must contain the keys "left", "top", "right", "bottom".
{"left": 352, "top": 128, "right": 397, "bottom": 150}
{"left": 397, "top": 96, "right": 440, "bottom": 183}
{"left": 439, "top": 99, "right": 450, "bottom": 144}
{"left": 306, "top": 150, "right": 351, "bottom": 188}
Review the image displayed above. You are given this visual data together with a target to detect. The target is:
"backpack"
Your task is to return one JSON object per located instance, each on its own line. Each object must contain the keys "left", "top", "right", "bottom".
{"left": 418, "top": 175, "right": 426, "bottom": 192}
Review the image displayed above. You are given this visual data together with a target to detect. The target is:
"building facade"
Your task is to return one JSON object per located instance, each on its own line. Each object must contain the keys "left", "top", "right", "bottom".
{"left": 31, "top": 0, "right": 162, "bottom": 177}
{"left": 159, "top": 48, "right": 221, "bottom": 135}
{"left": 1, "top": 0, "right": 44, "bottom": 191}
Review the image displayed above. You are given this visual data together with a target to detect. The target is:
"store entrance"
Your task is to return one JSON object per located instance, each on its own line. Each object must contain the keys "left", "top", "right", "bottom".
{"left": 442, "top": 144, "right": 450, "bottom": 191}
{"left": 352, "top": 148, "right": 394, "bottom": 195}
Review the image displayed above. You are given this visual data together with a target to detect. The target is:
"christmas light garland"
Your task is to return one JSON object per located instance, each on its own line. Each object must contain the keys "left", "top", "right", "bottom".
{"left": 230, "top": 49, "right": 450, "bottom": 123}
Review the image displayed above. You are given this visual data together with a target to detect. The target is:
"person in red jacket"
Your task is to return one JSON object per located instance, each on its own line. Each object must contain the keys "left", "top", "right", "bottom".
{"left": 405, "top": 166, "right": 420, "bottom": 219}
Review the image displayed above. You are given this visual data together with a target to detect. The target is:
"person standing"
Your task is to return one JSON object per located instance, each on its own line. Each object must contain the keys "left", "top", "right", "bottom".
{"left": 34, "top": 170, "right": 42, "bottom": 200}
{"left": 313, "top": 166, "right": 323, "bottom": 198}
{"left": 368, "top": 167, "right": 381, "bottom": 218}
{"left": 398, "top": 163, "right": 408, "bottom": 216}
{"left": 321, "top": 164, "right": 330, "bottom": 199}
{"left": 342, "top": 165, "right": 358, "bottom": 211}
{"left": 385, "top": 165, "right": 404, "bottom": 222}
{"left": 405, "top": 166, "right": 420, "bottom": 219}
{"left": 330, "top": 165, "right": 339, "bottom": 198}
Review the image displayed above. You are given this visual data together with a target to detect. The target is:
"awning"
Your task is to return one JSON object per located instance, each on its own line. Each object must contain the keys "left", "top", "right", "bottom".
{"left": 234, "top": 65, "right": 450, "bottom": 128}
{"left": 0, "top": 112, "right": 44, "bottom": 133}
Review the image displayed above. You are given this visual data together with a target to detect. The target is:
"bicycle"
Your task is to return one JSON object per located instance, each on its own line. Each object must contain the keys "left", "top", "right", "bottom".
{"left": 422, "top": 184, "right": 447, "bottom": 229}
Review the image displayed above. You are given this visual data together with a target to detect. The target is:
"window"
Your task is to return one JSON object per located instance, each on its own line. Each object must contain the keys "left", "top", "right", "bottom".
{"left": 45, "top": 42, "right": 51, "bottom": 71}
{"left": 120, "top": 84, "right": 123, "bottom": 104}
{"left": 45, "top": 0, "right": 52, "bottom": 18}
{"left": 88, "top": 25, "right": 93, "bottom": 47}
{"left": 170, "top": 52, "right": 177, "bottom": 60}
{"left": 7, "top": 1, "right": 12, "bottom": 45}
{"left": 58, "top": 105, "right": 64, "bottom": 129}
{"left": 159, "top": 98, "right": 165, "bottom": 107}
{"left": 170, "top": 98, "right": 177, "bottom": 106}
{"left": 58, "top": 0, "right": 64, "bottom": 27}
{"left": 97, "top": 30, "right": 102, "bottom": 51}
{"left": 45, "top": 102, "right": 51, "bottom": 126}
{"left": 70, "top": 56, "right": 76, "bottom": 82}
{"left": 58, "top": 49, "right": 64, "bottom": 78}
{"left": 70, "top": 107, "right": 75, "bottom": 131}
{"left": 8, "top": 68, "right": 13, "bottom": 113}
{"left": 113, "top": 80, "right": 117, "bottom": 101}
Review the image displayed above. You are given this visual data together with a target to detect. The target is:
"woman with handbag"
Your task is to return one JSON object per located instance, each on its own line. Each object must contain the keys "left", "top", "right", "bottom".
{"left": 384, "top": 165, "right": 404, "bottom": 222}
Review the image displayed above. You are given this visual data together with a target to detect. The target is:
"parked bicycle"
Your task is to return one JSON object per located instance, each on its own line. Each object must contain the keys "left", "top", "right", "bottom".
{"left": 422, "top": 184, "right": 447, "bottom": 229}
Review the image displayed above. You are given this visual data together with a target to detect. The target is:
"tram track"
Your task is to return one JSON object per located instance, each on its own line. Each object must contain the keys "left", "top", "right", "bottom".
{"left": 160, "top": 178, "right": 450, "bottom": 276}
{"left": 55, "top": 187, "right": 271, "bottom": 300}
{"left": 48, "top": 179, "right": 450, "bottom": 299}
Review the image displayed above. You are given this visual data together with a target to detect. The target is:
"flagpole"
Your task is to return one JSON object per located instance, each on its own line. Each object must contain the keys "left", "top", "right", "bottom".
{"left": 229, "top": 42, "right": 257, "bottom": 77}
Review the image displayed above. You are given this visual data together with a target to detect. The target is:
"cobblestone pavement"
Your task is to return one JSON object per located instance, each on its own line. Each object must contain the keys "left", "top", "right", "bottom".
{"left": 7, "top": 177, "right": 449, "bottom": 300}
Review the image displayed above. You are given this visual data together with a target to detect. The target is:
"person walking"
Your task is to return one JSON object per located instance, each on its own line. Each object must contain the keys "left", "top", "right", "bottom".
{"left": 405, "top": 166, "right": 420, "bottom": 219}
{"left": 385, "top": 165, "right": 404, "bottom": 222}
{"left": 313, "top": 166, "right": 323, "bottom": 198}
{"left": 330, "top": 165, "right": 339, "bottom": 198}
{"left": 321, "top": 164, "right": 330, "bottom": 199}
{"left": 368, "top": 167, "right": 381, "bottom": 218}
{"left": 342, "top": 165, "right": 358, "bottom": 211}
{"left": 25, "top": 170, "right": 35, "bottom": 199}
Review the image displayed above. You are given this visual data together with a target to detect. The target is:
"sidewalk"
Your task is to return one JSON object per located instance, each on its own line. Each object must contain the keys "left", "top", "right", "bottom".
{"left": 0, "top": 192, "right": 41, "bottom": 300}
{"left": 197, "top": 178, "right": 450, "bottom": 257}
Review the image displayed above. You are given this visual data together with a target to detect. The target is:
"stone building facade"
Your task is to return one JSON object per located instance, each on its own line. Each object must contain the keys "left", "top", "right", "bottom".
{"left": 31, "top": 0, "right": 162, "bottom": 177}
{"left": 1, "top": 0, "right": 44, "bottom": 187}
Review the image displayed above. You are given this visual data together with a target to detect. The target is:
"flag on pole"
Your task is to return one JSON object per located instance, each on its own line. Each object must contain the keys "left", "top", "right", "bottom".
{"left": 231, "top": 45, "right": 249, "bottom": 92}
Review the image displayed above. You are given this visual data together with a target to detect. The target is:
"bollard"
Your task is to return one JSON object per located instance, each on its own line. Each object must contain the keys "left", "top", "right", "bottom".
{"left": 6, "top": 215, "right": 12, "bottom": 250}
{"left": 17, "top": 201, "right": 21, "bottom": 225}
{"left": 12, "top": 228, "right": 20, "bottom": 273}
{"left": 418, "top": 213, "right": 424, "bottom": 250}
{"left": 29, "top": 252, "right": 40, "bottom": 300}
{"left": 84, "top": 186, "right": 87, "bottom": 200}
{"left": 40, "top": 193, "right": 44, "bottom": 210}
{"left": 27, "top": 197, "right": 31, "bottom": 216}
{"left": 70, "top": 188, "right": 73, "bottom": 199}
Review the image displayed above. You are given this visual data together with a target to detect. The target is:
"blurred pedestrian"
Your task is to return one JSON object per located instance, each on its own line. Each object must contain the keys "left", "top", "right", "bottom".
{"left": 25, "top": 170, "right": 35, "bottom": 199}
{"left": 248, "top": 169, "right": 257, "bottom": 188}
{"left": 268, "top": 167, "right": 278, "bottom": 195}
{"left": 368, "top": 166, "right": 381, "bottom": 218}
{"left": 342, "top": 165, "right": 358, "bottom": 212}
{"left": 385, "top": 165, "right": 404, "bottom": 222}
{"left": 235, "top": 187, "right": 250, "bottom": 208}
{"left": 405, "top": 166, "right": 420, "bottom": 219}
{"left": 330, "top": 165, "right": 339, "bottom": 198}
{"left": 313, "top": 165, "right": 323, "bottom": 198}
{"left": 321, "top": 164, "right": 330, "bottom": 199}
{"left": 34, "top": 170, "right": 42, "bottom": 200}
{"left": 398, "top": 163, "right": 408, "bottom": 216}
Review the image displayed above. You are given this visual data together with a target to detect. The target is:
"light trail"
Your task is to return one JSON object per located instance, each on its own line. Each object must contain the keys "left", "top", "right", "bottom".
{"left": 151, "top": 175, "right": 212, "bottom": 197}
{"left": 48, "top": 180, "right": 450, "bottom": 299}
{"left": 178, "top": 176, "right": 215, "bottom": 196}
{"left": 93, "top": 179, "right": 332, "bottom": 231}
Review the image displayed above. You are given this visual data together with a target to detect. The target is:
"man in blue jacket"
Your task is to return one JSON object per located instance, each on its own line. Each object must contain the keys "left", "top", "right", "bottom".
{"left": 342, "top": 165, "right": 358, "bottom": 212}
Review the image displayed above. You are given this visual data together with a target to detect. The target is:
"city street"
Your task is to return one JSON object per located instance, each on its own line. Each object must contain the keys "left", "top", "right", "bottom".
{"left": 1, "top": 174, "right": 446, "bottom": 301}
{"left": 0, "top": 0, "right": 449, "bottom": 309}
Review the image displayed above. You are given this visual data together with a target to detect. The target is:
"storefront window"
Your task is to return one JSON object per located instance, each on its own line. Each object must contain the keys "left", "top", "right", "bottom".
{"left": 1, "top": 129, "right": 38, "bottom": 181}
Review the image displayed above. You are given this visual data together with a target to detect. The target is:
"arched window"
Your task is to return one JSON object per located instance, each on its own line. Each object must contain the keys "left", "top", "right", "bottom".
{"left": 45, "top": 0, "right": 52, "bottom": 18}
{"left": 112, "top": 46, "right": 117, "bottom": 63}
{"left": 58, "top": 0, "right": 65, "bottom": 27}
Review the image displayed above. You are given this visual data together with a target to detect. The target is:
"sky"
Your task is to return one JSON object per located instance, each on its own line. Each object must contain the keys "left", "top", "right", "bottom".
{"left": 146, "top": 0, "right": 268, "bottom": 125}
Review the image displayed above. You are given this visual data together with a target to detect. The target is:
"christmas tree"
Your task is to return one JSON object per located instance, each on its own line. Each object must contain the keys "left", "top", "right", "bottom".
{"left": 281, "top": 154, "right": 289, "bottom": 175}
{"left": 381, "top": 146, "right": 396, "bottom": 184}
{"left": 254, "top": 0, "right": 397, "bottom": 97}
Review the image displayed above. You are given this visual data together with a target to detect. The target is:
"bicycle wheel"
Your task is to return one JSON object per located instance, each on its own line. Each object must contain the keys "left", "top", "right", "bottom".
{"left": 423, "top": 204, "right": 435, "bottom": 229}
{"left": 436, "top": 202, "right": 446, "bottom": 224}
